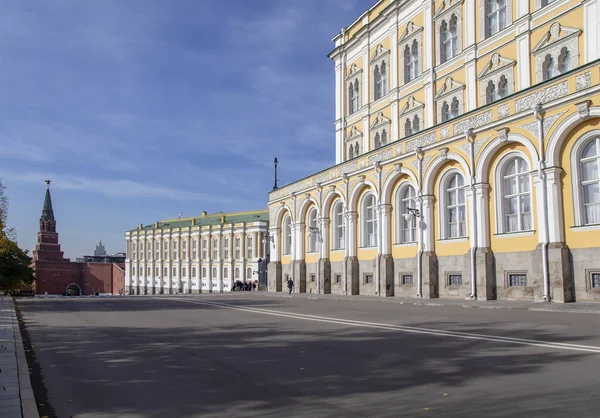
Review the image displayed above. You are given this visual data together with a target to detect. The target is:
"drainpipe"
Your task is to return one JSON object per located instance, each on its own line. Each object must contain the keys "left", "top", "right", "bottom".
{"left": 343, "top": 174, "right": 350, "bottom": 295}
{"left": 416, "top": 148, "right": 424, "bottom": 298}
{"left": 466, "top": 128, "right": 477, "bottom": 299}
{"left": 317, "top": 183, "right": 323, "bottom": 295}
{"left": 375, "top": 162, "right": 383, "bottom": 296}
{"left": 533, "top": 103, "right": 550, "bottom": 302}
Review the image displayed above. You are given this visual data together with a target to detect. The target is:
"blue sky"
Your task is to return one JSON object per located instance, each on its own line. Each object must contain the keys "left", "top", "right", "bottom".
{"left": 0, "top": 0, "right": 375, "bottom": 259}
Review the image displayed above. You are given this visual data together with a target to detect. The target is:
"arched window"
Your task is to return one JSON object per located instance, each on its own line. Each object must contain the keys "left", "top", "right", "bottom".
{"left": 235, "top": 268, "right": 240, "bottom": 279}
{"left": 147, "top": 242, "right": 151, "bottom": 260}
{"left": 332, "top": 200, "right": 345, "bottom": 250}
{"left": 354, "top": 80, "right": 360, "bottom": 112}
{"left": 155, "top": 266, "right": 159, "bottom": 276}
{"left": 485, "top": 0, "right": 507, "bottom": 38}
{"left": 445, "top": 173, "right": 466, "bottom": 239}
{"left": 212, "top": 238, "right": 218, "bottom": 259}
{"left": 155, "top": 241, "right": 160, "bottom": 259}
{"left": 355, "top": 142, "right": 360, "bottom": 155}
{"left": 192, "top": 239, "right": 197, "bottom": 259}
{"left": 543, "top": 54, "right": 556, "bottom": 81}
{"left": 172, "top": 266, "right": 177, "bottom": 277}
{"left": 182, "top": 267, "right": 187, "bottom": 278}
{"left": 132, "top": 242, "right": 137, "bottom": 261}
{"left": 498, "top": 75, "right": 508, "bottom": 99}
{"left": 486, "top": 80, "right": 497, "bottom": 104}
{"left": 147, "top": 266, "right": 151, "bottom": 276}
{"left": 182, "top": 240, "right": 187, "bottom": 259}
{"left": 224, "top": 268, "right": 228, "bottom": 279}
{"left": 404, "top": 43, "right": 419, "bottom": 83}
{"left": 202, "top": 239, "right": 207, "bottom": 259}
{"left": 202, "top": 267, "right": 207, "bottom": 278}
{"left": 581, "top": 138, "right": 600, "bottom": 224}
{"left": 349, "top": 144, "right": 354, "bottom": 159}
{"left": 441, "top": 15, "right": 458, "bottom": 63}
{"left": 283, "top": 215, "right": 292, "bottom": 255}
{"left": 349, "top": 80, "right": 360, "bottom": 114}
{"left": 374, "top": 132, "right": 381, "bottom": 149}
{"left": 451, "top": 97, "right": 460, "bottom": 119}
{"left": 405, "top": 118, "right": 413, "bottom": 137}
{"left": 247, "top": 236, "right": 253, "bottom": 259}
{"left": 139, "top": 267, "right": 143, "bottom": 276}
{"left": 247, "top": 268, "right": 252, "bottom": 280}
{"left": 235, "top": 237, "right": 241, "bottom": 259}
{"left": 502, "top": 157, "right": 531, "bottom": 232}
{"left": 374, "top": 61, "right": 387, "bottom": 100}
{"left": 307, "top": 208, "right": 318, "bottom": 253}
{"left": 164, "top": 240, "right": 168, "bottom": 259}
{"left": 441, "top": 101, "right": 450, "bottom": 122}
{"left": 164, "top": 266, "right": 168, "bottom": 276}
{"left": 192, "top": 267, "right": 196, "bottom": 278}
{"left": 172, "top": 239, "right": 177, "bottom": 259}
{"left": 380, "top": 61, "right": 387, "bottom": 96}
{"left": 381, "top": 130, "right": 388, "bottom": 146}
{"left": 397, "top": 185, "right": 417, "bottom": 243}
{"left": 558, "top": 47, "right": 571, "bottom": 74}
{"left": 224, "top": 238, "right": 230, "bottom": 259}
{"left": 212, "top": 267, "right": 217, "bottom": 278}
{"left": 362, "top": 194, "right": 378, "bottom": 247}
{"left": 413, "top": 115, "right": 420, "bottom": 133}
{"left": 374, "top": 65, "right": 382, "bottom": 100}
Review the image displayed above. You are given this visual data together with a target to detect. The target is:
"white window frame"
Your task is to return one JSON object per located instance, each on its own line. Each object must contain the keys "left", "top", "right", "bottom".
{"left": 224, "top": 237, "right": 230, "bottom": 259}
{"left": 182, "top": 239, "right": 187, "bottom": 259}
{"left": 533, "top": 23, "right": 581, "bottom": 83}
{"left": 439, "top": 170, "right": 468, "bottom": 240}
{"left": 202, "top": 238, "right": 207, "bottom": 259}
{"left": 478, "top": 53, "right": 515, "bottom": 105}
{"left": 481, "top": 0, "right": 512, "bottom": 40}
{"left": 370, "top": 44, "right": 389, "bottom": 102}
{"left": 192, "top": 239, "right": 197, "bottom": 259}
{"left": 235, "top": 236, "right": 241, "bottom": 259}
{"left": 247, "top": 236, "right": 253, "bottom": 259}
{"left": 399, "top": 96, "right": 424, "bottom": 138}
{"left": 361, "top": 193, "right": 378, "bottom": 247}
{"left": 434, "top": 1, "right": 463, "bottom": 66}
{"left": 370, "top": 112, "right": 391, "bottom": 151}
{"left": 494, "top": 152, "right": 533, "bottom": 234}
{"left": 147, "top": 241, "right": 152, "bottom": 260}
{"left": 307, "top": 208, "right": 318, "bottom": 253}
{"left": 213, "top": 238, "right": 219, "bottom": 259}
{"left": 172, "top": 239, "right": 177, "bottom": 259}
{"left": 435, "top": 77, "right": 465, "bottom": 124}
{"left": 346, "top": 64, "right": 362, "bottom": 116}
{"left": 536, "top": 0, "right": 557, "bottom": 10}
{"left": 346, "top": 126, "right": 363, "bottom": 161}
{"left": 399, "top": 22, "right": 423, "bottom": 85}
{"left": 283, "top": 216, "right": 292, "bottom": 255}
{"left": 332, "top": 200, "right": 345, "bottom": 250}
{"left": 395, "top": 183, "right": 418, "bottom": 244}
{"left": 155, "top": 240, "right": 160, "bottom": 260}
{"left": 571, "top": 131, "right": 600, "bottom": 227}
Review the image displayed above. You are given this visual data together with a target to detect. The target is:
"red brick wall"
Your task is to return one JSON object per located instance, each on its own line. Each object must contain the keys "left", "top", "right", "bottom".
{"left": 34, "top": 261, "right": 83, "bottom": 295}
{"left": 112, "top": 263, "right": 125, "bottom": 295}
{"left": 82, "top": 263, "right": 114, "bottom": 294}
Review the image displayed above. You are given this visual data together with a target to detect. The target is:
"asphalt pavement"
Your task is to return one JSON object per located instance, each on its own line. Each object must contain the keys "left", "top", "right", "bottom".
{"left": 15, "top": 293, "right": 600, "bottom": 418}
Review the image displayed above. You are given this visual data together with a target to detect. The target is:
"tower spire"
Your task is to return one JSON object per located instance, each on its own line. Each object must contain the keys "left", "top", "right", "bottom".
{"left": 40, "top": 180, "right": 56, "bottom": 232}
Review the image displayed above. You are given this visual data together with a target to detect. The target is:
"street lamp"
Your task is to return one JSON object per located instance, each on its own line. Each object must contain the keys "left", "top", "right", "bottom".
{"left": 403, "top": 207, "right": 420, "bottom": 221}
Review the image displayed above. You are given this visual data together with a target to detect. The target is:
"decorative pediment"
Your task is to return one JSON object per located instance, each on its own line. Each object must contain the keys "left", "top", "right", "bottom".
{"left": 369, "top": 44, "right": 390, "bottom": 64}
{"left": 433, "top": 0, "right": 464, "bottom": 20}
{"left": 478, "top": 53, "right": 516, "bottom": 79}
{"left": 434, "top": 77, "right": 465, "bottom": 100}
{"left": 532, "top": 23, "right": 582, "bottom": 54}
{"left": 399, "top": 22, "right": 423, "bottom": 44}
{"left": 399, "top": 96, "right": 424, "bottom": 116}
{"left": 345, "top": 126, "right": 363, "bottom": 142}
{"left": 345, "top": 63, "right": 362, "bottom": 80}
{"left": 370, "top": 112, "right": 391, "bottom": 130}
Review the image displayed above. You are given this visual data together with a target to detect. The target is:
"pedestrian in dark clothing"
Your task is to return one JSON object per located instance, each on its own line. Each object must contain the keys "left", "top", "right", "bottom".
{"left": 287, "top": 278, "right": 294, "bottom": 295}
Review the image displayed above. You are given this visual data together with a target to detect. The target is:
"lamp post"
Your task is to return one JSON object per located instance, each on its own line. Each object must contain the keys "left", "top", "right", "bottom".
{"left": 259, "top": 231, "right": 274, "bottom": 290}
{"left": 308, "top": 224, "right": 322, "bottom": 294}
{"left": 404, "top": 206, "right": 422, "bottom": 297}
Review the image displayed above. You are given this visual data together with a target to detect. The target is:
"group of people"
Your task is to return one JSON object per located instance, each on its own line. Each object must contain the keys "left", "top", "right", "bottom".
{"left": 233, "top": 280, "right": 257, "bottom": 291}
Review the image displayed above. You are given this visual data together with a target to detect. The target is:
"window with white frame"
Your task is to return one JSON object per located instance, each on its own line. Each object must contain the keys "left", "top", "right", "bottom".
{"left": 396, "top": 184, "right": 417, "bottom": 243}
{"left": 580, "top": 137, "right": 600, "bottom": 225}
{"left": 172, "top": 266, "right": 177, "bottom": 277}
{"left": 370, "top": 45, "right": 389, "bottom": 101}
{"left": 436, "top": 78, "right": 464, "bottom": 124}
{"left": 164, "top": 266, "right": 168, "bottom": 276}
{"left": 400, "top": 97, "right": 424, "bottom": 138}
{"left": 147, "top": 241, "right": 151, "bottom": 260}
{"left": 247, "top": 236, "right": 253, "bottom": 259}
{"left": 370, "top": 112, "right": 390, "bottom": 151}
{"left": 247, "top": 268, "right": 252, "bottom": 280}
{"left": 483, "top": 0, "right": 511, "bottom": 39}
{"left": 163, "top": 240, "right": 168, "bottom": 259}
{"left": 362, "top": 194, "right": 378, "bottom": 247}
{"left": 147, "top": 266, "right": 151, "bottom": 276}
{"left": 283, "top": 216, "right": 292, "bottom": 255}
{"left": 202, "top": 239, "right": 207, "bottom": 259}
{"left": 373, "top": 130, "right": 388, "bottom": 150}
{"left": 140, "top": 241, "right": 144, "bottom": 260}
{"left": 443, "top": 172, "right": 467, "bottom": 239}
{"left": 182, "top": 267, "right": 187, "bottom": 278}
{"left": 155, "top": 266, "right": 159, "bottom": 276}
{"left": 139, "top": 267, "right": 143, "bottom": 276}
{"left": 172, "top": 239, "right": 177, "bottom": 259}
{"left": 348, "top": 79, "right": 360, "bottom": 115}
{"left": 348, "top": 144, "right": 355, "bottom": 159}
{"left": 192, "top": 267, "right": 196, "bottom": 278}
{"left": 212, "top": 238, "right": 218, "bottom": 259}
{"left": 591, "top": 272, "right": 600, "bottom": 289}
{"left": 235, "top": 268, "right": 240, "bottom": 279}
{"left": 533, "top": 23, "right": 580, "bottom": 83}
{"left": 133, "top": 242, "right": 137, "bottom": 260}
{"left": 404, "top": 40, "right": 419, "bottom": 83}
{"left": 212, "top": 267, "right": 217, "bottom": 278}
{"left": 307, "top": 208, "right": 318, "bottom": 253}
{"left": 224, "top": 268, "right": 228, "bottom": 279}
{"left": 155, "top": 241, "right": 160, "bottom": 259}
{"left": 346, "top": 126, "right": 362, "bottom": 161}
{"left": 192, "top": 239, "right": 197, "bottom": 259}
{"left": 500, "top": 156, "right": 532, "bottom": 233}
{"left": 182, "top": 240, "right": 187, "bottom": 259}
{"left": 202, "top": 267, "right": 206, "bottom": 278}
{"left": 224, "top": 238, "right": 230, "bottom": 259}
{"left": 440, "top": 15, "right": 458, "bottom": 64}
{"left": 235, "top": 237, "right": 241, "bottom": 259}
{"left": 332, "top": 201, "right": 345, "bottom": 250}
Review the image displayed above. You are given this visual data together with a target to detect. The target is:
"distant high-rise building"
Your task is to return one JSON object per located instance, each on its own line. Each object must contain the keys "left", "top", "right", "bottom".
{"left": 94, "top": 240, "right": 107, "bottom": 257}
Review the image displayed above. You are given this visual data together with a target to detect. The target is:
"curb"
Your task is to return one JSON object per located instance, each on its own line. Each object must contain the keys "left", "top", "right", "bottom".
{"left": 10, "top": 299, "right": 40, "bottom": 418}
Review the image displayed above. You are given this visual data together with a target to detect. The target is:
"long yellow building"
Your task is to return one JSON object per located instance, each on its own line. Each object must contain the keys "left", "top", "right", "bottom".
{"left": 267, "top": 0, "right": 600, "bottom": 302}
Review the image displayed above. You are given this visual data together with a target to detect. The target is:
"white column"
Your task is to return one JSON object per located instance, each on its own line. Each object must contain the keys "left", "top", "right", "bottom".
{"left": 271, "top": 228, "right": 281, "bottom": 262}
{"left": 465, "top": 0, "right": 476, "bottom": 47}
{"left": 391, "top": 101, "right": 399, "bottom": 142}
{"left": 347, "top": 212, "right": 358, "bottom": 257}
{"left": 294, "top": 222, "right": 305, "bottom": 261}
{"left": 421, "top": 196, "right": 435, "bottom": 252}
{"left": 362, "top": 45, "right": 369, "bottom": 105}
{"left": 423, "top": 2, "right": 434, "bottom": 128}
{"left": 465, "top": 58, "right": 477, "bottom": 111}
{"left": 516, "top": 0, "right": 529, "bottom": 18}
{"left": 516, "top": 23, "right": 531, "bottom": 91}
{"left": 380, "top": 204, "right": 392, "bottom": 255}
{"left": 584, "top": 0, "right": 599, "bottom": 63}
{"left": 335, "top": 59, "right": 343, "bottom": 164}
{"left": 545, "top": 168, "right": 566, "bottom": 243}
{"left": 533, "top": 172, "right": 549, "bottom": 245}
{"left": 474, "top": 183, "right": 491, "bottom": 248}
{"left": 320, "top": 218, "right": 330, "bottom": 259}
{"left": 467, "top": 188, "right": 477, "bottom": 250}
{"left": 390, "top": 28, "right": 398, "bottom": 90}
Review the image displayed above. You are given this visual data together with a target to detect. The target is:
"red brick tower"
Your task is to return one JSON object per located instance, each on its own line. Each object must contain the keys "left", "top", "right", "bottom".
{"left": 33, "top": 180, "right": 65, "bottom": 263}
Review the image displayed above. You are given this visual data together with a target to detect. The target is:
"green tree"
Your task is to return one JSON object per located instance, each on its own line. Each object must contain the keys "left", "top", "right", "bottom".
{"left": 0, "top": 179, "right": 34, "bottom": 290}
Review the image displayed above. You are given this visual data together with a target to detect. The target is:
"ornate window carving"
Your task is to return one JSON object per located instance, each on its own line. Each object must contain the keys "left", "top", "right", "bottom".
{"left": 434, "top": 0, "right": 464, "bottom": 65}
{"left": 346, "top": 64, "right": 362, "bottom": 115}
{"left": 495, "top": 154, "right": 532, "bottom": 233}
{"left": 435, "top": 77, "right": 465, "bottom": 123}
{"left": 399, "top": 22, "right": 423, "bottom": 84}
{"left": 370, "top": 44, "right": 389, "bottom": 101}
{"left": 439, "top": 170, "right": 467, "bottom": 239}
{"left": 399, "top": 96, "right": 424, "bottom": 138}
{"left": 395, "top": 183, "right": 417, "bottom": 243}
{"left": 533, "top": 23, "right": 581, "bottom": 83}
{"left": 346, "top": 126, "right": 362, "bottom": 160}
{"left": 478, "top": 53, "right": 515, "bottom": 105}
{"left": 361, "top": 193, "right": 378, "bottom": 247}
{"left": 481, "top": 0, "right": 512, "bottom": 40}
{"left": 370, "top": 112, "right": 391, "bottom": 151}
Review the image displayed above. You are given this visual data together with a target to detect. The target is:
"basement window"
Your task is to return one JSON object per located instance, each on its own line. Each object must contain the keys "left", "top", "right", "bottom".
{"left": 402, "top": 274, "right": 414, "bottom": 285}
{"left": 509, "top": 273, "right": 527, "bottom": 287}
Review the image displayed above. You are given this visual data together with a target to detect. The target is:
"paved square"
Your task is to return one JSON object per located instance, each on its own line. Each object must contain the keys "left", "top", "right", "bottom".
{"left": 16, "top": 294, "right": 600, "bottom": 417}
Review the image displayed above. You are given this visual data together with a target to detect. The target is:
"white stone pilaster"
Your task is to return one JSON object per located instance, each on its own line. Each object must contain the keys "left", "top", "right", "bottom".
{"left": 516, "top": 22, "right": 531, "bottom": 91}
{"left": 347, "top": 212, "right": 358, "bottom": 257}
{"left": 390, "top": 28, "right": 398, "bottom": 90}
{"left": 474, "top": 183, "right": 491, "bottom": 248}
{"left": 533, "top": 172, "right": 549, "bottom": 245}
{"left": 465, "top": 0, "right": 476, "bottom": 47}
{"left": 545, "top": 168, "right": 566, "bottom": 243}
{"left": 391, "top": 101, "right": 399, "bottom": 142}
{"left": 421, "top": 195, "right": 435, "bottom": 252}
{"left": 294, "top": 222, "right": 305, "bottom": 261}
{"left": 516, "top": 0, "right": 529, "bottom": 18}
{"left": 380, "top": 204, "right": 392, "bottom": 255}
{"left": 584, "top": 0, "right": 599, "bottom": 63}
{"left": 271, "top": 228, "right": 281, "bottom": 262}
{"left": 423, "top": 1, "right": 433, "bottom": 71}
{"left": 320, "top": 218, "right": 330, "bottom": 258}
{"left": 465, "top": 58, "right": 477, "bottom": 111}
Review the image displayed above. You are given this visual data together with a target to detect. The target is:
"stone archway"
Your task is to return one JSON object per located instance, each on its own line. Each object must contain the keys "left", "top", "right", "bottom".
{"left": 66, "top": 283, "right": 82, "bottom": 296}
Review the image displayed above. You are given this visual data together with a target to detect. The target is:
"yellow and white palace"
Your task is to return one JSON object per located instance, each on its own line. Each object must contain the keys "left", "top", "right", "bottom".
{"left": 267, "top": 0, "right": 600, "bottom": 302}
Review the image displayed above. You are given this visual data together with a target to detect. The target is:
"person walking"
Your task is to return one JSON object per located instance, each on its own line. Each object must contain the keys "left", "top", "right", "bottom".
{"left": 287, "top": 278, "right": 294, "bottom": 295}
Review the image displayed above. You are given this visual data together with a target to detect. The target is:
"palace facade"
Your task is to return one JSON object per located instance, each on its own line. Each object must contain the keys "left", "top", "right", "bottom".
{"left": 267, "top": 0, "right": 600, "bottom": 302}
{"left": 125, "top": 211, "right": 269, "bottom": 294}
